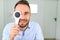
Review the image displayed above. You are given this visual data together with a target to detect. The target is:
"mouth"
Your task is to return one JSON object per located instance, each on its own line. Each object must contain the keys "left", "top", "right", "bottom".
{"left": 19, "top": 19, "right": 27, "bottom": 23}
{"left": 18, "top": 19, "right": 29, "bottom": 28}
{"left": 20, "top": 20, "right": 26, "bottom": 23}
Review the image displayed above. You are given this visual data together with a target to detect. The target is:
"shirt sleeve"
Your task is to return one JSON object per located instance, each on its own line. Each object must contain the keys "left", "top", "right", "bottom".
{"left": 2, "top": 24, "right": 11, "bottom": 40}
{"left": 35, "top": 24, "right": 44, "bottom": 40}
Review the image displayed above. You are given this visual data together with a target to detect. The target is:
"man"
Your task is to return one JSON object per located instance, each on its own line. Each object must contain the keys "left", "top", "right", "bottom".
{"left": 2, "top": 0, "right": 44, "bottom": 40}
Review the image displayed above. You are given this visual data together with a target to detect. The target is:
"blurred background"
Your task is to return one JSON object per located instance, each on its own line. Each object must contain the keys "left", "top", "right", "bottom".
{"left": 0, "top": 0, "right": 60, "bottom": 40}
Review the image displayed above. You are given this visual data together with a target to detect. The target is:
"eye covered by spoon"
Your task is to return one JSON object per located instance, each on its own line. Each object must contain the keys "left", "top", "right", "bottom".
{"left": 13, "top": 10, "right": 21, "bottom": 24}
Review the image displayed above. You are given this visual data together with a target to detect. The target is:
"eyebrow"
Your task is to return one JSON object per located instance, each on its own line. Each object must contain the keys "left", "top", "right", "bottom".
{"left": 25, "top": 11, "right": 30, "bottom": 13}
{"left": 24, "top": 11, "right": 30, "bottom": 14}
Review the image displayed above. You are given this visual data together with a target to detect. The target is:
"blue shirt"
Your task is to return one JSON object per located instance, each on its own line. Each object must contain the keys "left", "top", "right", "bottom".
{"left": 2, "top": 21, "right": 44, "bottom": 40}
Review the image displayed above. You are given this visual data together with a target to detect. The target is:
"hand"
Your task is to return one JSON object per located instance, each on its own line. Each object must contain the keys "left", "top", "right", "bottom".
{"left": 9, "top": 24, "right": 20, "bottom": 40}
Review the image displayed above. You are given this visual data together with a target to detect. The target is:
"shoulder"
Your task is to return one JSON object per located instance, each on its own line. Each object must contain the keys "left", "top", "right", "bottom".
{"left": 29, "top": 21, "right": 40, "bottom": 27}
{"left": 29, "top": 21, "right": 42, "bottom": 33}
{"left": 3, "top": 22, "right": 14, "bottom": 31}
{"left": 5, "top": 22, "right": 14, "bottom": 28}
{"left": 5, "top": 22, "right": 14, "bottom": 27}
{"left": 2, "top": 22, "right": 14, "bottom": 36}
{"left": 29, "top": 21, "right": 41, "bottom": 29}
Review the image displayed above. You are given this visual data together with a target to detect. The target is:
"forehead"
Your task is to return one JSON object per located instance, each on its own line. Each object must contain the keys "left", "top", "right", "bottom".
{"left": 15, "top": 4, "right": 30, "bottom": 12}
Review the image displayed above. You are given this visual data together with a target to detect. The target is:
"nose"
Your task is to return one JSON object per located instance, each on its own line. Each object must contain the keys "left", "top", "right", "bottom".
{"left": 20, "top": 14, "right": 25, "bottom": 19}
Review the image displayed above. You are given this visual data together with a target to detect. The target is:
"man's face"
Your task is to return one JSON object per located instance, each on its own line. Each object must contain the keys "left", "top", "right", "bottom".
{"left": 15, "top": 4, "right": 31, "bottom": 28}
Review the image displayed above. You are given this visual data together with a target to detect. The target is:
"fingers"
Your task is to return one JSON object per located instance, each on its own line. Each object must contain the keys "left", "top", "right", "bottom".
{"left": 10, "top": 24, "right": 20, "bottom": 38}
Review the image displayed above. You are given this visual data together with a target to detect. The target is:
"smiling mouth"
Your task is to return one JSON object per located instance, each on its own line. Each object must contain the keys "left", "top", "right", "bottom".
{"left": 19, "top": 19, "right": 27, "bottom": 23}
{"left": 20, "top": 21, "right": 26, "bottom": 23}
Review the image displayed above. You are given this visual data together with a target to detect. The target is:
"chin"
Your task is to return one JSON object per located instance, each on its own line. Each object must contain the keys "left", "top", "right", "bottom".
{"left": 18, "top": 23, "right": 28, "bottom": 28}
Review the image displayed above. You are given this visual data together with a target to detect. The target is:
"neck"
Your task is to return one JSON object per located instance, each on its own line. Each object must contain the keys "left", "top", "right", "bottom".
{"left": 19, "top": 25, "right": 28, "bottom": 31}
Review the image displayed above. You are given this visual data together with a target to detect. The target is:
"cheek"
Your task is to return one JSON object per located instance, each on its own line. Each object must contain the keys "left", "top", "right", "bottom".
{"left": 26, "top": 15, "right": 31, "bottom": 20}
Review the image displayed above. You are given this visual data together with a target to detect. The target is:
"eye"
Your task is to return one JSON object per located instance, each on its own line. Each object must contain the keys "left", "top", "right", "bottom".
{"left": 24, "top": 12, "right": 29, "bottom": 15}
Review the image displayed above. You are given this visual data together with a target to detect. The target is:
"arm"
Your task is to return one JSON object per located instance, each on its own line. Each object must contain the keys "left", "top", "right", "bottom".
{"left": 2, "top": 23, "right": 15, "bottom": 40}
{"left": 2, "top": 27, "right": 14, "bottom": 40}
{"left": 2, "top": 24, "right": 10, "bottom": 40}
{"left": 2, "top": 23, "right": 20, "bottom": 40}
{"left": 35, "top": 24, "right": 44, "bottom": 40}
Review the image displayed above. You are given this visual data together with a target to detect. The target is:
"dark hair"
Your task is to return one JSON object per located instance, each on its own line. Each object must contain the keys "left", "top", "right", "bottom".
{"left": 14, "top": 0, "right": 30, "bottom": 9}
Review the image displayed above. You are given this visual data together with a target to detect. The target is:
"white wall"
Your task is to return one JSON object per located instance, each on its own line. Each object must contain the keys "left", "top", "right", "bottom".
{"left": 0, "top": 0, "right": 4, "bottom": 40}
{"left": 56, "top": 0, "right": 60, "bottom": 40}
{"left": 43, "top": 0, "right": 57, "bottom": 38}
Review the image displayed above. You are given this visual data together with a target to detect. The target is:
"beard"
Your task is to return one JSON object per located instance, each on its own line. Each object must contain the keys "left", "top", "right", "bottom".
{"left": 18, "top": 19, "right": 29, "bottom": 28}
